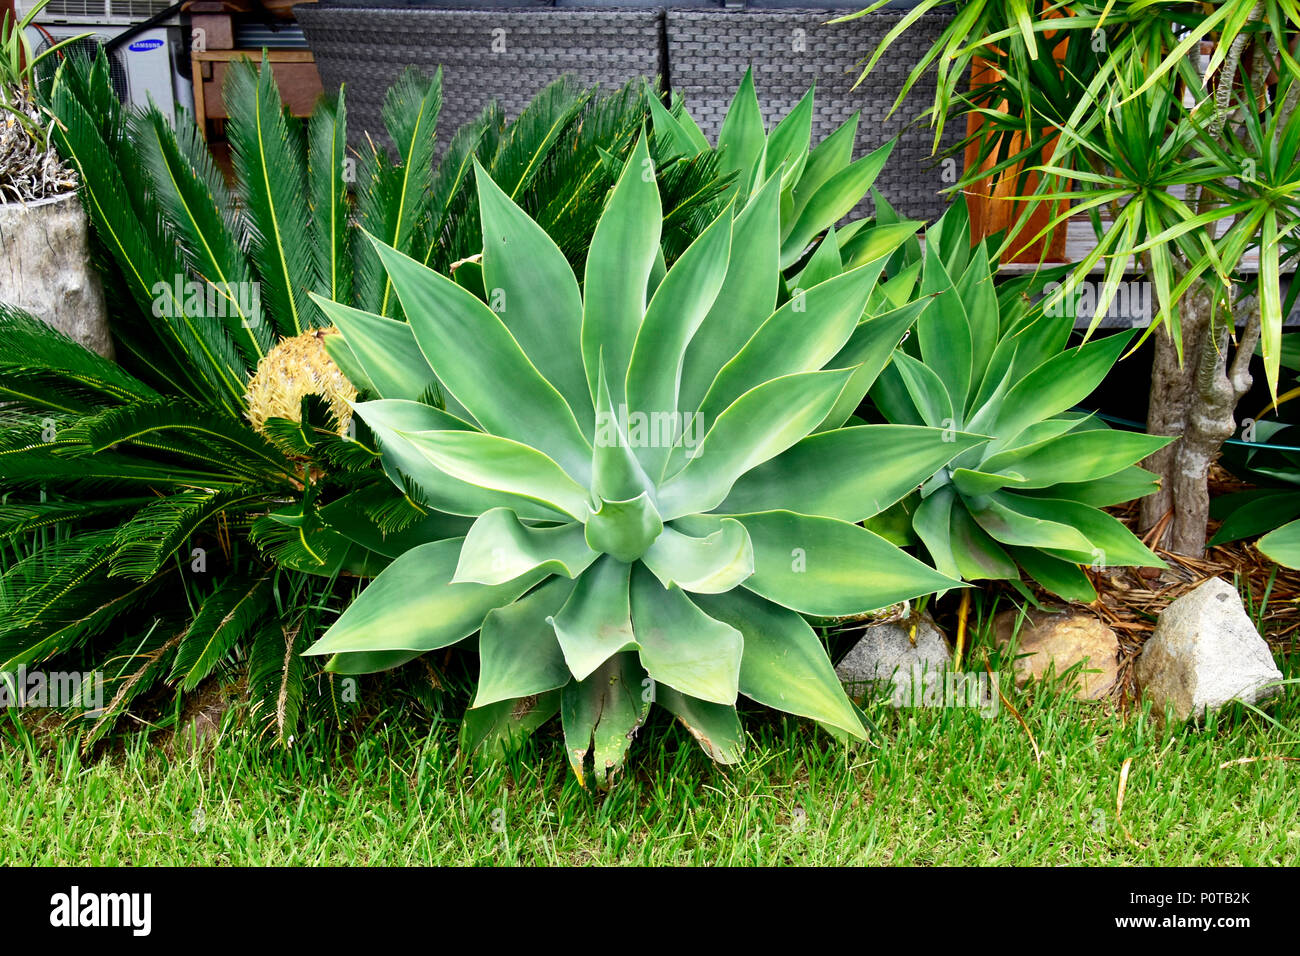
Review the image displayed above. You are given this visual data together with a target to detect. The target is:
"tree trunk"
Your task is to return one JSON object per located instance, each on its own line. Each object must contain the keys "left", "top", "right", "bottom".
{"left": 1140, "top": 283, "right": 1259, "bottom": 555}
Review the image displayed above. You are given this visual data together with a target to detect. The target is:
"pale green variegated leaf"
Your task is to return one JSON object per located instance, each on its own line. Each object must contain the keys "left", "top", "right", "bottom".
{"left": 549, "top": 554, "right": 636, "bottom": 680}
{"left": 693, "top": 589, "right": 865, "bottom": 738}
{"left": 790, "top": 112, "right": 857, "bottom": 224}
{"left": 951, "top": 468, "right": 1027, "bottom": 497}
{"left": 914, "top": 248, "right": 973, "bottom": 416}
{"left": 561, "top": 651, "right": 649, "bottom": 788}
{"left": 1021, "top": 465, "right": 1161, "bottom": 508}
{"left": 1258, "top": 518, "right": 1300, "bottom": 570}
{"left": 654, "top": 685, "right": 746, "bottom": 763}
{"left": 1012, "top": 546, "right": 1097, "bottom": 603}
{"left": 949, "top": 503, "right": 1019, "bottom": 580}
{"left": 913, "top": 485, "right": 961, "bottom": 580}
{"left": 720, "top": 424, "right": 983, "bottom": 522}
{"left": 889, "top": 350, "right": 955, "bottom": 429}
{"left": 581, "top": 135, "right": 661, "bottom": 406}
{"left": 625, "top": 205, "right": 733, "bottom": 478}
{"left": 698, "top": 259, "right": 882, "bottom": 425}
{"left": 474, "top": 576, "right": 575, "bottom": 707}
{"left": 630, "top": 567, "right": 742, "bottom": 705}
{"left": 681, "top": 510, "right": 959, "bottom": 617}
{"left": 369, "top": 237, "right": 593, "bottom": 482}
{"left": 764, "top": 85, "right": 814, "bottom": 186}
{"left": 304, "top": 538, "right": 546, "bottom": 661}
{"left": 642, "top": 519, "right": 754, "bottom": 594}
{"left": 657, "top": 368, "right": 854, "bottom": 519}
{"left": 475, "top": 160, "right": 592, "bottom": 430}
{"left": 454, "top": 507, "right": 595, "bottom": 585}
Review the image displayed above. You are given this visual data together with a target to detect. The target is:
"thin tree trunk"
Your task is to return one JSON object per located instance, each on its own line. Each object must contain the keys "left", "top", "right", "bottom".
{"left": 1141, "top": 284, "right": 1260, "bottom": 555}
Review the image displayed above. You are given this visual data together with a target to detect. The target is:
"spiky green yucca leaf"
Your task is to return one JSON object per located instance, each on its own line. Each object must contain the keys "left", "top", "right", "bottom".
{"left": 305, "top": 140, "right": 975, "bottom": 787}
{"left": 871, "top": 202, "right": 1171, "bottom": 603}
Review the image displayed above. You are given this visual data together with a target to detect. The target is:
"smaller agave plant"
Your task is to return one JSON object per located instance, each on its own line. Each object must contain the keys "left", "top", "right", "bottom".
{"left": 305, "top": 138, "right": 983, "bottom": 786}
{"left": 646, "top": 70, "right": 910, "bottom": 273}
{"left": 871, "top": 203, "right": 1172, "bottom": 603}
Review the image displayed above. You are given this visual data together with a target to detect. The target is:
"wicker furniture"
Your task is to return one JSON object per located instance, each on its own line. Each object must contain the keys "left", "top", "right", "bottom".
{"left": 297, "top": 1, "right": 957, "bottom": 220}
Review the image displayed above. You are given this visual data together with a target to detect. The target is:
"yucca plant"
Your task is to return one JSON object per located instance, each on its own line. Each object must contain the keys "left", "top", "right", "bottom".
{"left": 298, "top": 132, "right": 984, "bottom": 787}
{"left": 0, "top": 53, "right": 727, "bottom": 743}
{"left": 869, "top": 201, "right": 1171, "bottom": 602}
{"left": 646, "top": 70, "right": 913, "bottom": 274}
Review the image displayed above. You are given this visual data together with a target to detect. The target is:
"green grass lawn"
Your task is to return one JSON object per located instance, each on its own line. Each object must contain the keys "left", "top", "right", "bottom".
{"left": 4, "top": 653, "right": 1297, "bottom": 866}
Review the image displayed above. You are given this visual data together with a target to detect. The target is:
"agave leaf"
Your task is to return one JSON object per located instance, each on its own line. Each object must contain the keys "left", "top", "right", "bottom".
{"left": 369, "top": 237, "right": 593, "bottom": 482}
{"left": 653, "top": 685, "right": 746, "bottom": 763}
{"left": 657, "top": 368, "right": 854, "bottom": 520}
{"left": 780, "top": 140, "right": 893, "bottom": 268}
{"left": 625, "top": 204, "right": 733, "bottom": 478}
{"left": 721, "top": 424, "right": 983, "bottom": 523}
{"left": 630, "top": 566, "right": 742, "bottom": 705}
{"left": 982, "top": 428, "right": 1172, "bottom": 489}
{"left": 304, "top": 538, "right": 546, "bottom": 662}
{"left": 948, "top": 505, "right": 1019, "bottom": 580}
{"left": 474, "top": 577, "right": 575, "bottom": 707}
{"left": 764, "top": 85, "right": 814, "bottom": 185}
{"left": 561, "top": 651, "right": 649, "bottom": 788}
{"left": 454, "top": 507, "right": 596, "bottom": 585}
{"left": 818, "top": 298, "right": 931, "bottom": 431}
{"left": 915, "top": 250, "right": 973, "bottom": 416}
{"left": 1021, "top": 465, "right": 1162, "bottom": 509}
{"left": 677, "top": 169, "right": 783, "bottom": 419}
{"left": 1009, "top": 495, "right": 1163, "bottom": 568}
{"left": 988, "top": 330, "right": 1137, "bottom": 449}
{"left": 1257, "top": 518, "right": 1300, "bottom": 570}
{"left": 698, "top": 259, "right": 882, "bottom": 426}
{"left": 694, "top": 589, "right": 865, "bottom": 738}
{"left": 951, "top": 468, "right": 1027, "bottom": 497}
{"left": 680, "top": 510, "right": 959, "bottom": 617}
{"left": 1011, "top": 547, "right": 1098, "bottom": 603}
{"left": 584, "top": 492, "right": 663, "bottom": 563}
{"left": 476, "top": 160, "right": 592, "bottom": 430}
{"left": 311, "top": 296, "right": 443, "bottom": 405}
{"left": 913, "top": 485, "right": 961, "bottom": 580}
{"left": 462, "top": 689, "right": 563, "bottom": 763}
{"left": 642, "top": 519, "right": 755, "bottom": 594}
{"left": 716, "top": 67, "right": 766, "bottom": 203}
{"left": 581, "top": 135, "right": 662, "bottom": 407}
{"left": 789, "top": 112, "right": 858, "bottom": 223}
{"left": 967, "top": 493, "right": 1095, "bottom": 553}
{"left": 549, "top": 554, "right": 637, "bottom": 681}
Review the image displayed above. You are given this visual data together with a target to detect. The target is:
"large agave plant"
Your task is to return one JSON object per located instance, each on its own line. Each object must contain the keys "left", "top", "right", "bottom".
{"left": 870, "top": 203, "right": 1171, "bottom": 603}
{"left": 646, "top": 70, "right": 911, "bottom": 274}
{"left": 304, "top": 137, "right": 983, "bottom": 786}
{"left": 0, "top": 53, "right": 725, "bottom": 742}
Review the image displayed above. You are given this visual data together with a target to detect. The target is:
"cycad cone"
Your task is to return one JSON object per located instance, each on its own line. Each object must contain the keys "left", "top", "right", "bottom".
{"left": 245, "top": 327, "right": 356, "bottom": 437}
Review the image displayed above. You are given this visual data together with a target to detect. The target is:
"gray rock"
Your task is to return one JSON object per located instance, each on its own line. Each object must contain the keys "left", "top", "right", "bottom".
{"left": 1136, "top": 577, "right": 1283, "bottom": 721}
{"left": 835, "top": 615, "right": 952, "bottom": 704}
{"left": 0, "top": 192, "right": 112, "bottom": 358}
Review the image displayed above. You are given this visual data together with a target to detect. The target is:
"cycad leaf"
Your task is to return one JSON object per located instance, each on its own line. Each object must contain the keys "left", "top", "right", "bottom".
{"left": 308, "top": 90, "right": 353, "bottom": 308}
{"left": 224, "top": 55, "right": 318, "bottom": 337}
{"left": 171, "top": 574, "right": 273, "bottom": 690}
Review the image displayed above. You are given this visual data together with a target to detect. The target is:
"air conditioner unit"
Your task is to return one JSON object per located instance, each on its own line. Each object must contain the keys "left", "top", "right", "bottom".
{"left": 15, "top": 0, "right": 176, "bottom": 27}
{"left": 26, "top": 23, "right": 194, "bottom": 118}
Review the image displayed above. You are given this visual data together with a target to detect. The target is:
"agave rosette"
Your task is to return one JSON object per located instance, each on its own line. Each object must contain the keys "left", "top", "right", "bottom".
{"left": 871, "top": 209, "right": 1172, "bottom": 603}
{"left": 305, "top": 137, "right": 980, "bottom": 784}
